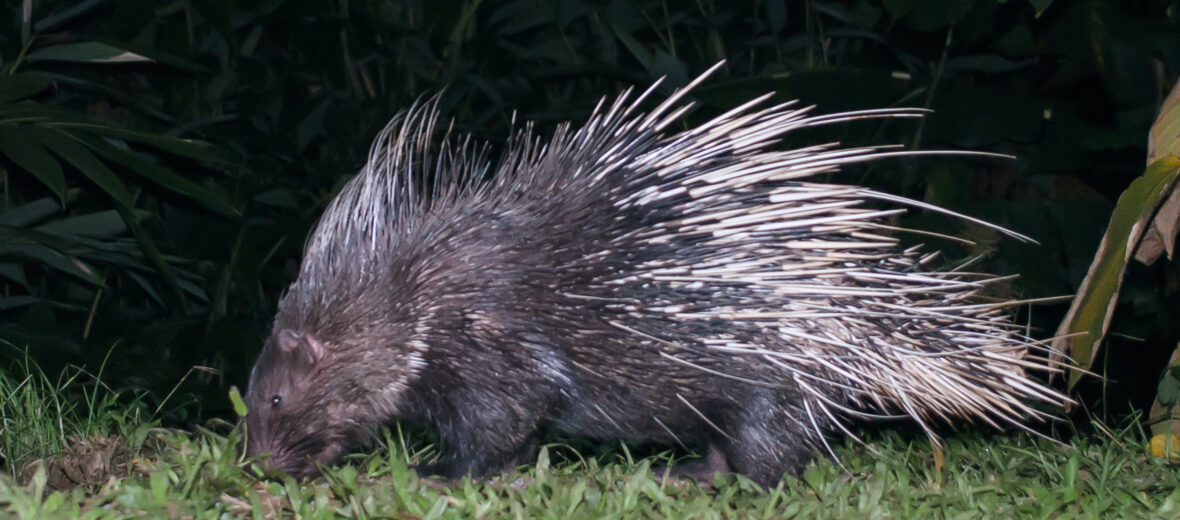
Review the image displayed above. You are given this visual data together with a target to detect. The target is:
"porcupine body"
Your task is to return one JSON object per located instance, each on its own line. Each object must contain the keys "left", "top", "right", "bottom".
{"left": 243, "top": 63, "right": 1069, "bottom": 487}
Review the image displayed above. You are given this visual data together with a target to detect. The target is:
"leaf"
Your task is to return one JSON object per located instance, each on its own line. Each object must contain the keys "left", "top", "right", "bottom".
{"left": 76, "top": 134, "right": 237, "bottom": 216}
{"left": 1150, "top": 347, "right": 1180, "bottom": 436}
{"left": 88, "top": 38, "right": 206, "bottom": 72}
{"left": 0, "top": 225, "right": 70, "bottom": 258}
{"left": 0, "top": 242, "right": 103, "bottom": 285}
{"left": 295, "top": 99, "right": 331, "bottom": 151}
{"left": 1133, "top": 187, "right": 1180, "bottom": 265}
{"left": 115, "top": 204, "right": 187, "bottom": 308}
{"left": 1158, "top": 364, "right": 1179, "bottom": 405}
{"left": 39, "top": 128, "right": 135, "bottom": 208}
{"left": 228, "top": 386, "right": 249, "bottom": 418}
{"left": 35, "top": 210, "right": 127, "bottom": 237}
{"left": 34, "top": 71, "right": 175, "bottom": 121}
{"left": 26, "top": 42, "right": 152, "bottom": 64}
{"left": 174, "top": 277, "right": 209, "bottom": 302}
{"left": 149, "top": 470, "right": 168, "bottom": 506}
{"left": 649, "top": 50, "right": 687, "bottom": 86}
{"left": 695, "top": 70, "right": 913, "bottom": 114}
{"left": 764, "top": 0, "right": 787, "bottom": 35}
{"left": 0, "top": 103, "right": 86, "bottom": 124}
{"left": 0, "top": 73, "right": 54, "bottom": 105}
{"left": 1052, "top": 156, "right": 1180, "bottom": 389}
{"left": 1148, "top": 80, "right": 1180, "bottom": 163}
{"left": 0, "top": 295, "right": 39, "bottom": 311}
{"left": 0, "top": 126, "right": 67, "bottom": 202}
{"left": 0, "top": 196, "right": 62, "bottom": 227}
{"left": 608, "top": 23, "right": 656, "bottom": 66}
{"left": 192, "top": 0, "right": 234, "bottom": 39}
{"left": 945, "top": 54, "right": 1037, "bottom": 75}
{"left": 51, "top": 123, "right": 236, "bottom": 165}
{"left": 0, "top": 263, "right": 27, "bottom": 287}
{"left": 883, "top": 0, "right": 973, "bottom": 32}
{"left": 41, "top": 129, "right": 186, "bottom": 306}
{"left": 1136, "top": 81, "right": 1180, "bottom": 264}
{"left": 253, "top": 188, "right": 299, "bottom": 208}
{"left": 1027, "top": 0, "right": 1054, "bottom": 16}
{"left": 124, "top": 270, "right": 164, "bottom": 306}
{"left": 33, "top": 0, "right": 104, "bottom": 32}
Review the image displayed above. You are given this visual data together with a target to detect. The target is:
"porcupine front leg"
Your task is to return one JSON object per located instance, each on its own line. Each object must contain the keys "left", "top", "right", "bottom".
{"left": 418, "top": 388, "right": 542, "bottom": 481}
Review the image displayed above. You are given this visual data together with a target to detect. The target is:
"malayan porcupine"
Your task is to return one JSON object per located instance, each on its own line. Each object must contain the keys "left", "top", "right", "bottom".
{"left": 243, "top": 63, "right": 1071, "bottom": 487}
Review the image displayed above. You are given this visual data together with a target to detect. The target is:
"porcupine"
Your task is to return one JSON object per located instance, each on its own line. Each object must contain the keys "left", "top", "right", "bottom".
{"left": 243, "top": 62, "right": 1070, "bottom": 487}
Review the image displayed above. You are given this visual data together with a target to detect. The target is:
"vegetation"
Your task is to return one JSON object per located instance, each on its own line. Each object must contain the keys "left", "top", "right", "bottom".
{"left": 1, "top": 361, "right": 1178, "bottom": 518}
{"left": 2, "top": 0, "right": 1180, "bottom": 516}
{"left": 4, "top": 0, "right": 1175, "bottom": 409}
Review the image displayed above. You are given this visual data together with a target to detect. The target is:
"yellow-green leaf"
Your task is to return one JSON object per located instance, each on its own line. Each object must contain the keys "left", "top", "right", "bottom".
{"left": 1149, "top": 81, "right": 1180, "bottom": 164}
{"left": 228, "top": 386, "right": 248, "bottom": 418}
{"left": 1053, "top": 156, "right": 1180, "bottom": 389}
{"left": 1137, "top": 81, "right": 1180, "bottom": 264}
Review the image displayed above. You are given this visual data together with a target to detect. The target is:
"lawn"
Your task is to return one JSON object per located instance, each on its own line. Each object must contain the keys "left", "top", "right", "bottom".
{"left": 1, "top": 363, "right": 1177, "bottom": 519}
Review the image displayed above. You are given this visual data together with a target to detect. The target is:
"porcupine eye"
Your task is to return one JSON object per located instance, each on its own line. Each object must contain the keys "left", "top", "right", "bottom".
{"left": 271, "top": 395, "right": 282, "bottom": 408}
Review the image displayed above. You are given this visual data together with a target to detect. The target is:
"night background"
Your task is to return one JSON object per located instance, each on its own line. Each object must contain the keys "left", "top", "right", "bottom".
{"left": 2, "top": 0, "right": 1180, "bottom": 509}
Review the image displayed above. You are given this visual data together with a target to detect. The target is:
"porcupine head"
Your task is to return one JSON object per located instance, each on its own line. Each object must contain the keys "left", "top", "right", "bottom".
{"left": 242, "top": 93, "right": 513, "bottom": 479}
{"left": 244, "top": 63, "right": 1071, "bottom": 485}
{"left": 243, "top": 119, "right": 438, "bottom": 478}
{"left": 244, "top": 286, "right": 421, "bottom": 478}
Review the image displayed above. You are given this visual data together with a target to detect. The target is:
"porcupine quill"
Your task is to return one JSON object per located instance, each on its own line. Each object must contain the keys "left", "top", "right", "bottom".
{"left": 243, "top": 61, "right": 1072, "bottom": 488}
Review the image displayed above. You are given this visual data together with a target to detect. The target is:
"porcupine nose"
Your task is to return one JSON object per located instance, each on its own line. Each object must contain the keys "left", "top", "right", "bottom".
{"left": 247, "top": 446, "right": 317, "bottom": 479}
{"left": 245, "top": 434, "right": 298, "bottom": 478}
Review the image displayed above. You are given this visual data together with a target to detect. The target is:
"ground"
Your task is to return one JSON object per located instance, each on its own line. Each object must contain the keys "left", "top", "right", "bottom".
{"left": 3, "top": 423, "right": 1179, "bottom": 518}
{"left": 1, "top": 366, "right": 1177, "bottom": 518}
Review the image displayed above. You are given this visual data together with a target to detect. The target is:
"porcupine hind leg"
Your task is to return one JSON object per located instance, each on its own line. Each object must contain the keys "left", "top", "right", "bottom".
{"left": 658, "top": 443, "right": 732, "bottom": 486}
{"left": 717, "top": 393, "right": 822, "bottom": 488}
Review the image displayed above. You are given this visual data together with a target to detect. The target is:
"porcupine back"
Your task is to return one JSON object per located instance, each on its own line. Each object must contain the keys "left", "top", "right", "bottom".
{"left": 269, "top": 63, "right": 1069, "bottom": 483}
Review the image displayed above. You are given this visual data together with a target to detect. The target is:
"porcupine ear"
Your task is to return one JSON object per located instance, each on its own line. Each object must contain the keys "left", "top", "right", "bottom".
{"left": 275, "top": 330, "right": 326, "bottom": 364}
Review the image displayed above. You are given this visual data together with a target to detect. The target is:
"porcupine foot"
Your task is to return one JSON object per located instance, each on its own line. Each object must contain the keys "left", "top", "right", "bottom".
{"left": 653, "top": 396, "right": 818, "bottom": 488}
{"left": 656, "top": 441, "right": 809, "bottom": 489}
{"left": 716, "top": 395, "right": 820, "bottom": 488}
{"left": 653, "top": 444, "right": 732, "bottom": 488}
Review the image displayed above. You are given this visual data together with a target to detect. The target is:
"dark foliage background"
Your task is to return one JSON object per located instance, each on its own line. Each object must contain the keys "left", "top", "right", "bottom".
{"left": 1, "top": 0, "right": 1177, "bottom": 424}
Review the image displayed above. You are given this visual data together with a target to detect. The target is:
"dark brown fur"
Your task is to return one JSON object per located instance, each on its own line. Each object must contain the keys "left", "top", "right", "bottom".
{"left": 243, "top": 73, "right": 1066, "bottom": 487}
{"left": 245, "top": 199, "right": 823, "bottom": 486}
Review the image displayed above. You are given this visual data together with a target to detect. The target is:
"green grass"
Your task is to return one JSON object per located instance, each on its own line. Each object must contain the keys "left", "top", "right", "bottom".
{"left": 0, "top": 350, "right": 151, "bottom": 475}
{"left": 1, "top": 365, "right": 1177, "bottom": 519}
